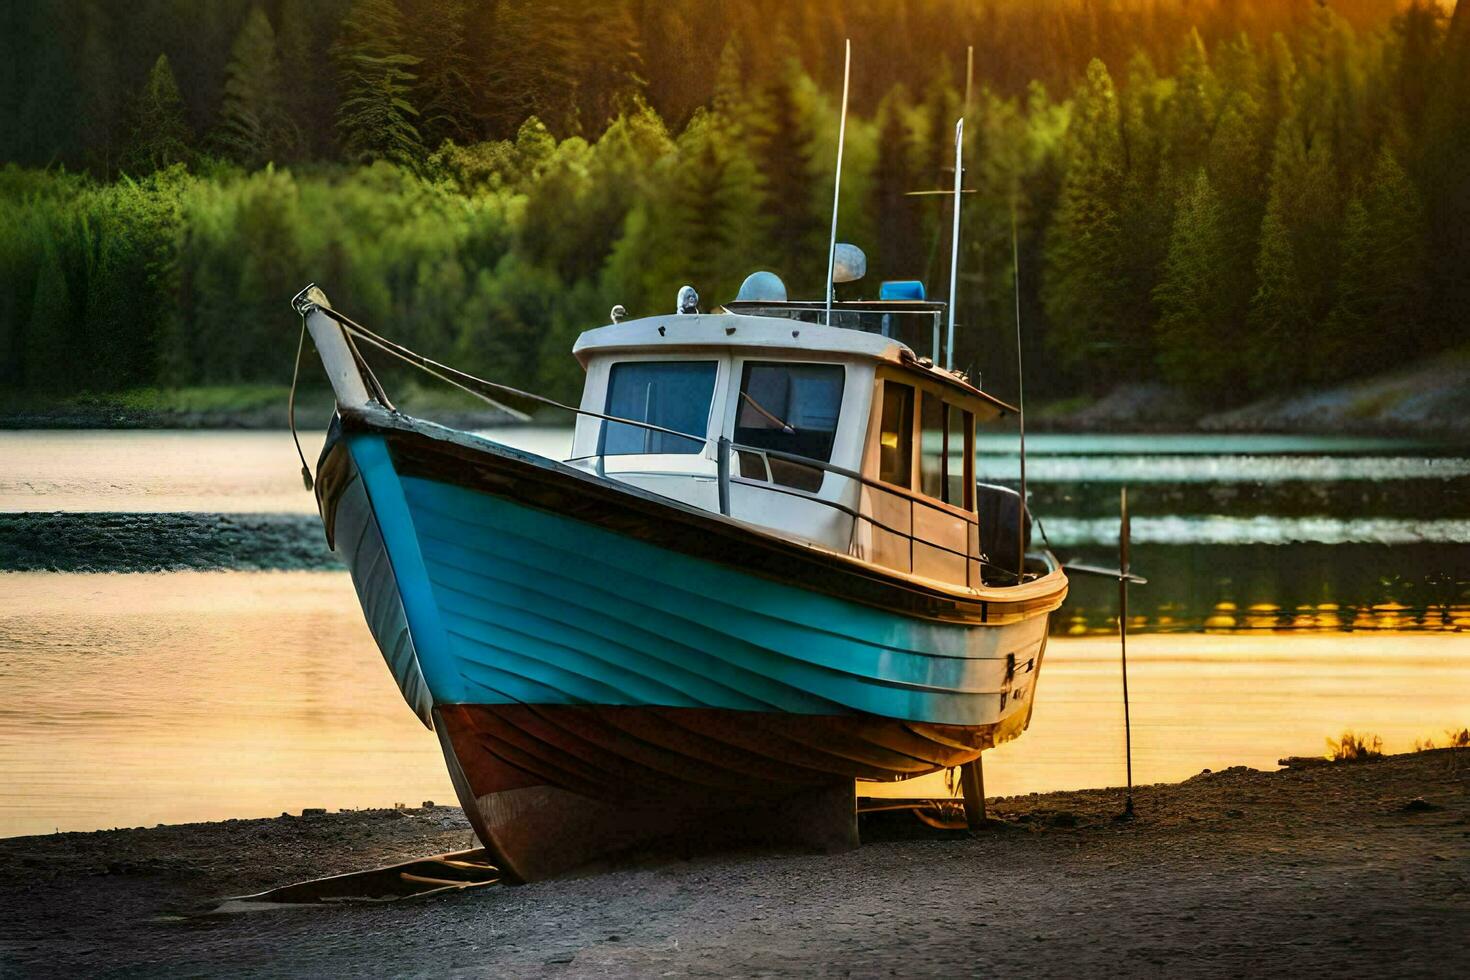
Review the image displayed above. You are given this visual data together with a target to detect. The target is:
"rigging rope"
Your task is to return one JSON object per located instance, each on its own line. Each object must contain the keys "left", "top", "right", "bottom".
{"left": 314, "top": 306, "right": 704, "bottom": 448}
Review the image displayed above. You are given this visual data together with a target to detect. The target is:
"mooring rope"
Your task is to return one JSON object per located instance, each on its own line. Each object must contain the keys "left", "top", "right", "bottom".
{"left": 288, "top": 316, "right": 314, "bottom": 491}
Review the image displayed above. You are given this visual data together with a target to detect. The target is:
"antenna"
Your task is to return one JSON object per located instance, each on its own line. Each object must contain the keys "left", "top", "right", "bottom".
{"left": 945, "top": 118, "right": 963, "bottom": 370}
{"left": 824, "top": 39, "right": 852, "bottom": 327}
{"left": 965, "top": 45, "right": 974, "bottom": 111}
{"left": 1011, "top": 199, "right": 1026, "bottom": 582}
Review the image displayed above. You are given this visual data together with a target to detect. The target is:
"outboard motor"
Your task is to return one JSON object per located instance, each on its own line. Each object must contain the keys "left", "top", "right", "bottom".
{"left": 975, "top": 482, "right": 1032, "bottom": 580}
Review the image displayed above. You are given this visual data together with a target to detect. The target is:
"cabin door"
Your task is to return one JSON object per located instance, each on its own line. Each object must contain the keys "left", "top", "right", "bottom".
{"left": 858, "top": 377, "right": 978, "bottom": 588}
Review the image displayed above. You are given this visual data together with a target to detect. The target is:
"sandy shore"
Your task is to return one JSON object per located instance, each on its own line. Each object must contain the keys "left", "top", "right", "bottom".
{"left": 2, "top": 750, "right": 1466, "bottom": 977}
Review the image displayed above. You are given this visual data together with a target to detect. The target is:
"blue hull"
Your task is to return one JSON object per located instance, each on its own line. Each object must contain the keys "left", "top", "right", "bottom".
{"left": 334, "top": 430, "right": 1049, "bottom": 730}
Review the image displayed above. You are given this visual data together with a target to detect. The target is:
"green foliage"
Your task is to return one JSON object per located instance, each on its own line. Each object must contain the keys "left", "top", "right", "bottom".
{"left": 2, "top": 0, "right": 1468, "bottom": 408}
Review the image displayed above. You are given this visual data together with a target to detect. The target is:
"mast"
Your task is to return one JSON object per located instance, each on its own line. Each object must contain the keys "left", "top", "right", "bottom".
{"left": 824, "top": 39, "right": 852, "bottom": 326}
{"left": 946, "top": 118, "right": 963, "bottom": 370}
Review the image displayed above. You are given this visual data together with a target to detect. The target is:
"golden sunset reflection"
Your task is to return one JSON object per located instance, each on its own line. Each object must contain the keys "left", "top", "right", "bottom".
{"left": 1061, "top": 600, "right": 1470, "bottom": 634}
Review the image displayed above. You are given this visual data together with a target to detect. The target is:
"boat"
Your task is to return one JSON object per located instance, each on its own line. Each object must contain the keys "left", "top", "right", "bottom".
{"left": 292, "top": 264, "right": 1069, "bottom": 883}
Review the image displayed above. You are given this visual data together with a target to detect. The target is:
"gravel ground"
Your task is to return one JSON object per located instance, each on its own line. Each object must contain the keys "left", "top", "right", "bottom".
{"left": 1, "top": 750, "right": 1466, "bottom": 978}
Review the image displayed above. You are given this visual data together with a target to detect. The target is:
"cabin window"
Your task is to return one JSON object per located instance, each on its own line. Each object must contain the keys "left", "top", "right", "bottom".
{"left": 601, "top": 360, "right": 716, "bottom": 455}
{"left": 919, "top": 393, "right": 946, "bottom": 499}
{"left": 919, "top": 392, "right": 974, "bottom": 509}
{"left": 948, "top": 404, "right": 973, "bottom": 508}
{"left": 877, "top": 381, "right": 914, "bottom": 487}
{"left": 734, "top": 362, "right": 844, "bottom": 492}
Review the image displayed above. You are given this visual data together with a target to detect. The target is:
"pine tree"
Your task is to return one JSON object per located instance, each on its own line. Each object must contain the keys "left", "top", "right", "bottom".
{"left": 636, "top": 2, "right": 705, "bottom": 128}
{"left": 1261, "top": 34, "right": 1299, "bottom": 150}
{"left": 1153, "top": 170, "right": 1235, "bottom": 390}
{"left": 122, "top": 55, "right": 193, "bottom": 174}
{"left": 478, "top": 0, "right": 580, "bottom": 137}
{"left": 407, "top": 0, "right": 476, "bottom": 147}
{"left": 1162, "top": 29, "right": 1219, "bottom": 184}
{"left": 711, "top": 40, "right": 745, "bottom": 120}
{"left": 1043, "top": 58, "right": 1132, "bottom": 376}
{"left": 333, "top": 0, "right": 425, "bottom": 167}
{"left": 1247, "top": 194, "right": 1312, "bottom": 388}
{"left": 1321, "top": 147, "right": 1428, "bottom": 376}
{"left": 629, "top": 107, "right": 765, "bottom": 307}
{"left": 750, "top": 54, "right": 824, "bottom": 293}
{"left": 1215, "top": 32, "right": 1264, "bottom": 113}
{"left": 575, "top": 0, "right": 647, "bottom": 133}
{"left": 1205, "top": 95, "right": 1268, "bottom": 332}
{"left": 216, "top": 6, "right": 296, "bottom": 167}
{"left": 276, "top": 0, "right": 322, "bottom": 157}
{"left": 1246, "top": 114, "right": 1342, "bottom": 388}
{"left": 1117, "top": 50, "right": 1170, "bottom": 360}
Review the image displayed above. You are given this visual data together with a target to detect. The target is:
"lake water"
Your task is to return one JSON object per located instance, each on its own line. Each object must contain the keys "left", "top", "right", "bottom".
{"left": 1, "top": 429, "right": 1466, "bottom": 836}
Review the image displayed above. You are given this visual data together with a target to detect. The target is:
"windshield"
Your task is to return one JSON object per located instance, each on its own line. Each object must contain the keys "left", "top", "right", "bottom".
{"left": 734, "top": 362, "right": 844, "bottom": 463}
{"left": 600, "top": 360, "right": 716, "bottom": 455}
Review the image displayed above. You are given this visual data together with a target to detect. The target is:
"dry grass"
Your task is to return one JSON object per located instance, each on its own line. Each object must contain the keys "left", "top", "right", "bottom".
{"left": 1325, "top": 732, "right": 1385, "bottom": 762}
{"left": 1414, "top": 727, "right": 1470, "bottom": 751}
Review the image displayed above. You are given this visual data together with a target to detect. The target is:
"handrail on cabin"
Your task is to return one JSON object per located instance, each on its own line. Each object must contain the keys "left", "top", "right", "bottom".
{"left": 718, "top": 440, "right": 1028, "bottom": 583}
{"left": 572, "top": 439, "right": 1029, "bottom": 584}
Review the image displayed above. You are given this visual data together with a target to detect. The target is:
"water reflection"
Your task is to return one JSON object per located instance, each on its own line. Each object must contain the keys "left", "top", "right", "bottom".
{"left": 0, "top": 571, "right": 453, "bottom": 838}
{"left": 1058, "top": 542, "right": 1470, "bottom": 634}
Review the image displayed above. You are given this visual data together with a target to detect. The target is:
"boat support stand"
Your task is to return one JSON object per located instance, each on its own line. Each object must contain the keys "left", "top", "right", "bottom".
{"left": 959, "top": 758, "right": 987, "bottom": 832}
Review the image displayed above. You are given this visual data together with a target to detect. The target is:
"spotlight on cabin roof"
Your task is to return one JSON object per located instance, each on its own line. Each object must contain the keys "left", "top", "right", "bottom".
{"left": 832, "top": 243, "right": 867, "bottom": 283}
{"left": 610, "top": 304, "right": 626, "bottom": 324}
{"left": 879, "top": 280, "right": 927, "bottom": 301}
{"left": 735, "top": 270, "right": 788, "bottom": 303}
{"left": 676, "top": 285, "right": 699, "bottom": 314}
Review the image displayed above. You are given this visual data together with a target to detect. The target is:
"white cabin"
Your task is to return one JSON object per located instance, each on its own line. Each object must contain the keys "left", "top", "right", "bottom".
{"left": 564, "top": 302, "right": 1021, "bottom": 593}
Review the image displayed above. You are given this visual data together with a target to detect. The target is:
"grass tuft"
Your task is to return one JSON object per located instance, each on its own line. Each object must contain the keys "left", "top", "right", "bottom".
{"left": 1325, "top": 731, "right": 1384, "bottom": 762}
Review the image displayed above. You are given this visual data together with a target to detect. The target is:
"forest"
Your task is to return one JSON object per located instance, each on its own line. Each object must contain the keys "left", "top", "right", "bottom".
{"left": 1, "top": 0, "right": 1467, "bottom": 405}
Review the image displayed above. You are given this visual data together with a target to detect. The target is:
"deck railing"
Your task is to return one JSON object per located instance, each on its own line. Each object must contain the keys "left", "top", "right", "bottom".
{"left": 572, "top": 425, "right": 1026, "bottom": 586}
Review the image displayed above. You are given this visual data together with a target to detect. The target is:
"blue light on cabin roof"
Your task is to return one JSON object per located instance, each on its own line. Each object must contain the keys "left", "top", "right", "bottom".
{"left": 879, "top": 280, "right": 926, "bottom": 301}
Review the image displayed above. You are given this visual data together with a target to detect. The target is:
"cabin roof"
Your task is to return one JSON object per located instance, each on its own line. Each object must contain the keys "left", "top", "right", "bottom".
{"left": 574, "top": 312, "right": 902, "bottom": 362}
{"left": 573, "top": 311, "right": 1017, "bottom": 415}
